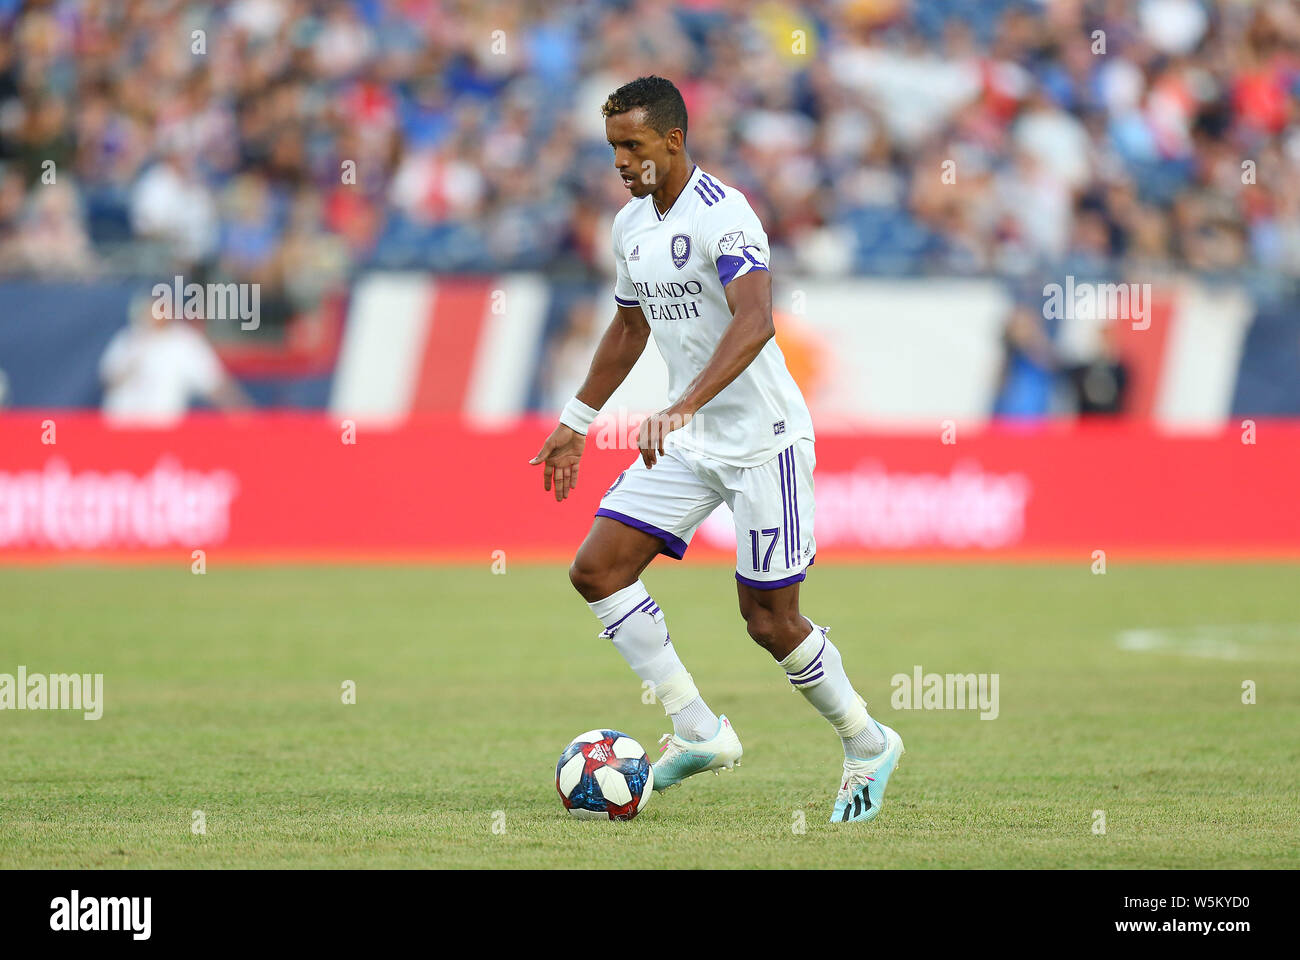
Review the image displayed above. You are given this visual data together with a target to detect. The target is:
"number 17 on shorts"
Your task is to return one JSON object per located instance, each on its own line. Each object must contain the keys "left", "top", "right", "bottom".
{"left": 734, "top": 440, "right": 815, "bottom": 591}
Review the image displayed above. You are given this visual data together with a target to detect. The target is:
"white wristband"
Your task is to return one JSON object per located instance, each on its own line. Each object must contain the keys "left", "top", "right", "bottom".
{"left": 559, "top": 397, "right": 599, "bottom": 435}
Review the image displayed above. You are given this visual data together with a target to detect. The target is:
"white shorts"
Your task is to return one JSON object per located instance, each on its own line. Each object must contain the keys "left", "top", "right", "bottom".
{"left": 596, "top": 438, "right": 816, "bottom": 589}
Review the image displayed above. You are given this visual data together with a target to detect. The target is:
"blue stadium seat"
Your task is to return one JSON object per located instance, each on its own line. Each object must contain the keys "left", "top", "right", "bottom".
{"left": 83, "top": 187, "right": 133, "bottom": 244}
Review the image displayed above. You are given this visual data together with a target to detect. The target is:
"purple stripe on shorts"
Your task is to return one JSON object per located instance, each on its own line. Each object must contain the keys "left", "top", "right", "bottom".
{"left": 785, "top": 447, "right": 795, "bottom": 564}
{"left": 789, "top": 447, "right": 799, "bottom": 557}
{"left": 784, "top": 448, "right": 795, "bottom": 568}
{"left": 735, "top": 567, "right": 808, "bottom": 590}
{"left": 595, "top": 508, "right": 688, "bottom": 559}
{"left": 778, "top": 450, "right": 790, "bottom": 569}
{"left": 780, "top": 449, "right": 788, "bottom": 567}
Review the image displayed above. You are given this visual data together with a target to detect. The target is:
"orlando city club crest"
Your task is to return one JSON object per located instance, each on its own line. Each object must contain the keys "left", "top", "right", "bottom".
{"left": 671, "top": 234, "right": 691, "bottom": 269}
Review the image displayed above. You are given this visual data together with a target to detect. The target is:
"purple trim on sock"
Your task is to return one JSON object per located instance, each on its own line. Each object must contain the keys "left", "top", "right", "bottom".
{"left": 604, "top": 595, "right": 653, "bottom": 632}
{"left": 788, "top": 637, "right": 827, "bottom": 678}
{"left": 735, "top": 567, "right": 807, "bottom": 590}
{"left": 791, "top": 661, "right": 823, "bottom": 682}
{"left": 595, "top": 508, "right": 688, "bottom": 559}
{"left": 790, "top": 670, "right": 824, "bottom": 685}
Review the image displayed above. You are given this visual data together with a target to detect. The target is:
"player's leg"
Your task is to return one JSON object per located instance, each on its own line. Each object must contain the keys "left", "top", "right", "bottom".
{"left": 570, "top": 453, "right": 729, "bottom": 776}
{"left": 732, "top": 439, "right": 904, "bottom": 822}
{"left": 568, "top": 515, "right": 661, "bottom": 605}
{"left": 737, "top": 579, "right": 885, "bottom": 758}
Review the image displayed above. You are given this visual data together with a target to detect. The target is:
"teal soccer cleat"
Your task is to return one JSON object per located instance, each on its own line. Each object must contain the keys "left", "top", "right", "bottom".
{"left": 831, "top": 720, "right": 904, "bottom": 823}
{"left": 651, "top": 715, "right": 743, "bottom": 791}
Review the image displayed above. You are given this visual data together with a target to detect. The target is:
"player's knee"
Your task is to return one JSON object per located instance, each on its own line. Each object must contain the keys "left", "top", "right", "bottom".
{"left": 569, "top": 553, "right": 614, "bottom": 602}
{"left": 743, "top": 606, "right": 779, "bottom": 651}
{"left": 568, "top": 556, "right": 597, "bottom": 599}
{"left": 743, "top": 604, "right": 804, "bottom": 653}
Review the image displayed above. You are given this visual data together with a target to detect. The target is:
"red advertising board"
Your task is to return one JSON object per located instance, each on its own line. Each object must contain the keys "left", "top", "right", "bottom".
{"left": 0, "top": 414, "right": 1296, "bottom": 562}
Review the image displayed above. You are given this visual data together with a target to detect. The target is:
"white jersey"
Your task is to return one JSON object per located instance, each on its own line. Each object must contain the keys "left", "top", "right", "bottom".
{"left": 100, "top": 321, "right": 224, "bottom": 424}
{"left": 611, "top": 165, "right": 814, "bottom": 467}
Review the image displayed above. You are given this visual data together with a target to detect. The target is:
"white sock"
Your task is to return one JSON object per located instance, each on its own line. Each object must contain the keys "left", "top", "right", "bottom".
{"left": 779, "top": 620, "right": 886, "bottom": 759}
{"left": 589, "top": 581, "right": 719, "bottom": 742}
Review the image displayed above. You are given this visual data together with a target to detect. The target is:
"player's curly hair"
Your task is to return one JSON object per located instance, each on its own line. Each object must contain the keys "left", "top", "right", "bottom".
{"left": 601, "top": 76, "right": 688, "bottom": 138}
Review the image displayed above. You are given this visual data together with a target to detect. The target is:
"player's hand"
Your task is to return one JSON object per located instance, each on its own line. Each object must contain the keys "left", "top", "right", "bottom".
{"left": 529, "top": 424, "right": 586, "bottom": 502}
{"left": 637, "top": 407, "right": 693, "bottom": 469}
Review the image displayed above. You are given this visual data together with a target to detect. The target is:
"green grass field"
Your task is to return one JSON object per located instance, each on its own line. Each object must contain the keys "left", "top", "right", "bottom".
{"left": 1, "top": 562, "right": 1297, "bottom": 869}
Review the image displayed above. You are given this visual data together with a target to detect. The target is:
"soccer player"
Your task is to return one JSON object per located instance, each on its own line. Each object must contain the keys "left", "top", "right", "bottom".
{"left": 530, "top": 76, "right": 903, "bottom": 823}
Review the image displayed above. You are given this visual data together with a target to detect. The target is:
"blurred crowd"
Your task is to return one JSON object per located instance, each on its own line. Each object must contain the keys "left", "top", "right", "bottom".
{"left": 1, "top": 0, "right": 1298, "bottom": 297}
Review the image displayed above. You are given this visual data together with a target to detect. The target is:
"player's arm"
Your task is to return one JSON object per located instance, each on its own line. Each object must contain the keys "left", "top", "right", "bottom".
{"left": 573, "top": 301, "right": 652, "bottom": 414}
{"left": 529, "top": 302, "right": 650, "bottom": 502}
{"left": 638, "top": 269, "right": 773, "bottom": 466}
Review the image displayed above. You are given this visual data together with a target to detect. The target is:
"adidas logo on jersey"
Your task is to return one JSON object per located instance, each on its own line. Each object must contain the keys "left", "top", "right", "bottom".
{"left": 628, "top": 244, "right": 639, "bottom": 261}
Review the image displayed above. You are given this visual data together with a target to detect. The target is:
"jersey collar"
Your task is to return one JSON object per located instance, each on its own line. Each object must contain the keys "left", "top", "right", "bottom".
{"left": 652, "top": 164, "right": 701, "bottom": 221}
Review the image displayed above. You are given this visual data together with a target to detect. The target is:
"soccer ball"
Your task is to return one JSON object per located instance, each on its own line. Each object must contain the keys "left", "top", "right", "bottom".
{"left": 555, "top": 729, "right": 654, "bottom": 820}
